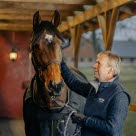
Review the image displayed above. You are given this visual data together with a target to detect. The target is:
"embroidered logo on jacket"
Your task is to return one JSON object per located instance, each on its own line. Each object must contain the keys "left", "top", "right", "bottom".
{"left": 98, "top": 98, "right": 105, "bottom": 103}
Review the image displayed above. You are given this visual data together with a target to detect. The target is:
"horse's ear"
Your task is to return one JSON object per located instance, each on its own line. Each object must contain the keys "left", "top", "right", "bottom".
{"left": 51, "top": 10, "right": 60, "bottom": 27}
{"left": 33, "top": 11, "right": 41, "bottom": 32}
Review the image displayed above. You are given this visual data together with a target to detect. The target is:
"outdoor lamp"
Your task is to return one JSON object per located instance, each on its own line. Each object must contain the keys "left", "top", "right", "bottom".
{"left": 9, "top": 48, "right": 17, "bottom": 61}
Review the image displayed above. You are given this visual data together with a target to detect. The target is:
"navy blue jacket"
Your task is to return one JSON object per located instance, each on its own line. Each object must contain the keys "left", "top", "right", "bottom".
{"left": 61, "top": 61, "right": 130, "bottom": 136}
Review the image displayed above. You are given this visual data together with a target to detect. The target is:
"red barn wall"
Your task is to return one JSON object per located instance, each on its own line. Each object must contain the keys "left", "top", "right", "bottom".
{"left": 0, "top": 31, "right": 31, "bottom": 118}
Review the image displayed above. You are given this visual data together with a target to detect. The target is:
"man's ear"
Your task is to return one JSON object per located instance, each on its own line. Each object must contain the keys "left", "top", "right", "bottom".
{"left": 108, "top": 67, "right": 114, "bottom": 75}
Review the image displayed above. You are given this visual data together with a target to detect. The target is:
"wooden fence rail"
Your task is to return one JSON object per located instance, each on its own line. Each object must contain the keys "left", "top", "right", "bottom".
{"left": 129, "top": 104, "right": 136, "bottom": 112}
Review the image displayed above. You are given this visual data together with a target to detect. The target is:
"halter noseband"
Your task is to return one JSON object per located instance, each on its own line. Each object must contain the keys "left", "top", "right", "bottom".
{"left": 32, "top": 50, "right": 61, "bottom": 82}
{"left": 40, "top": 59, "right": 61, "bottom": 72}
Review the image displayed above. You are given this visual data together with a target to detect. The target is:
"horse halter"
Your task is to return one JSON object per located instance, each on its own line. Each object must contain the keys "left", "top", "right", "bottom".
{"left": 32, "top": 49, "right": 61, "bottom": 82}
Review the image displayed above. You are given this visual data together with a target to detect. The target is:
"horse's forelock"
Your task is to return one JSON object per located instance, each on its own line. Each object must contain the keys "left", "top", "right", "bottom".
{"left": 30, "top": 21, "right": 64, "bottom": 49}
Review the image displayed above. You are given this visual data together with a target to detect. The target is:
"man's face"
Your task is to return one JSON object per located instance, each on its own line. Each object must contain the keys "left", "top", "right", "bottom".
{"left": 93, "top": 54, "right": 113, "bottom": 82}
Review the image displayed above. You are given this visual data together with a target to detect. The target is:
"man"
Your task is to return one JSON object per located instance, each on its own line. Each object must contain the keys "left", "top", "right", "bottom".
{"left": 61, "top": 51, "right": 130, "bottom": 136}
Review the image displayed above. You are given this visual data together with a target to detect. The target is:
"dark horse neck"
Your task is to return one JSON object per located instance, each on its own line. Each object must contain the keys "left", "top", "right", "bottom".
{"left": 33, "top": 74, "right": 68, "bottom": 111}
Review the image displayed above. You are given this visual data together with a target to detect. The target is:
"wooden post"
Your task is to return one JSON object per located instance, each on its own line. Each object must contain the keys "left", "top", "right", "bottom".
{"left": 97, "top": 7, "right": 119, "bottom": 50}
{"left": 69, "top": 25, "right": 81, "bottom": 68}
{"left": 129, "top": 104, "right": 136, "bottom": 112}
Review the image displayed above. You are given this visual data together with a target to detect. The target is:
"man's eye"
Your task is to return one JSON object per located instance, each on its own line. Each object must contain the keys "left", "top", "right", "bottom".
{"left": 98, "top": 62, "right": 101, "bottom": 66}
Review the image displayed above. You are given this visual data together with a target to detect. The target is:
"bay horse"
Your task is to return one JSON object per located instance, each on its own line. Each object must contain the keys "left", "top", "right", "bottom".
{"left": 23, "top": 10, "right": 87, "bottom": 136}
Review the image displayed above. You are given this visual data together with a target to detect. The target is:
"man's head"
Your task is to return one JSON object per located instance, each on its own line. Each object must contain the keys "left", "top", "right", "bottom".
{"left": 93, "top": 51, "right": 121, "bottom": 82}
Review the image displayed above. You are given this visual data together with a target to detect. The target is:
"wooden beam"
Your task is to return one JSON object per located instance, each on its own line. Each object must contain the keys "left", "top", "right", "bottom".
{"left": 69, "top": 25, "right": 81, "bottom": 68}
{"left": 119, "top": 11, "right": 136, "bottom": 20}
{"left": 120, "top": 3, "right": 136, "bottom": 15}
{"left": 69, "top": 27, "right": 76, "bottom": 64}
{"left": 97, "top": 8, "right": 119, "bottom": 50}
{"left": 97, "top": 15, "right": 107, "bottom": 47}
{"left": 0, "top": 9, "right": 74, "bottom": 16}
{"left": 0, "top": 22, "right": 32, "bottom": 31}
{"left": 80, "top": 11, "right": 136, "bottom": 34}
{"left": 0, "top": 0, "right": 135, "bottom": 31}
{"left": 58, "top": 0, "right": 133, "bottom": 32}
{"left": 0, "top": 0, "right": 96, "bottom": 5}
{"left": 0, "top": 11, "right": 135, "bottom": 32}
{"left": 107, "top": 8, "right": 119, "bottom": 50}
{"left": 129, "top": 104, "right": 136, "bottom": 112}
{"left": 0, "top": 14, "right": 33, "bottom": 21}
{"left": 0, "top": 13, "right": 59, "bottom": 21}
{"left": 0, "top": 1, "right": 84, "bottom": 10}
{"left": 0, "top": 9, "right": 74, "bottom": 22}
{"left": 74, "top": 25, "right": 81, "bottom": 68}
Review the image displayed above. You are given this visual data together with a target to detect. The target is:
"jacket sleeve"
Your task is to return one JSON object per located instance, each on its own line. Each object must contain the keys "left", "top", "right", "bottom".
{"left": 61, "top": 61, "right": 95, "bottom": 98}
{"left": 84, "top": 92, "right": 130, "bottom": 135}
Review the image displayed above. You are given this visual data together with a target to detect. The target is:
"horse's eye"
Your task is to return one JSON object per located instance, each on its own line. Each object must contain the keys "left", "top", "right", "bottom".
{"left": 34, "top": 44, "right": 39, "bottom": 50}
{"left": 60, "top": 45, "right": 63, "bottom": 49}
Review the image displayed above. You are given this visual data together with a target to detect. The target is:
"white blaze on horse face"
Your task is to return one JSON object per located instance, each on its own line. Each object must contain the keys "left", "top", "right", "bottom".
{"left": 44, "top": 34, "right": 53, "bottom": 43}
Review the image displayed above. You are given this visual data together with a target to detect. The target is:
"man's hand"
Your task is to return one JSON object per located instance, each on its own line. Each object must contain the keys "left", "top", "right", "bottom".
{"left": 71, "top": 112, "right": 87, "bottom": 126}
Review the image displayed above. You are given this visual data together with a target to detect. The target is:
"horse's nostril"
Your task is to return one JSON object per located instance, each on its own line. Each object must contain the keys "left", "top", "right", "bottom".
{"left": 48, "top": 80, "right": 64, "bottom": 95}
{"left": 49, "top": 81, "right": 55, "bottom": 89}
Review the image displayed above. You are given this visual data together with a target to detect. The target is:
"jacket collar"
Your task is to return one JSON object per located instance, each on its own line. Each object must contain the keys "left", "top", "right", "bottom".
{"left": 99, "top": 76, "right": 119, "bottom": 89}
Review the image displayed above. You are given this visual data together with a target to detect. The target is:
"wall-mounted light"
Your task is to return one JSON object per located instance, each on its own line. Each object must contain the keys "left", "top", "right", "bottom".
{"left": 9, "top": 48, "right": 17, "bottom": 61}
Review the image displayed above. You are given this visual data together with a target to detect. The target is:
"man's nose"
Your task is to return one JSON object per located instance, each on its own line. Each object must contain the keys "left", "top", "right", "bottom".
{"left": 93, "top": 63, "right": 96, "bottom": 68}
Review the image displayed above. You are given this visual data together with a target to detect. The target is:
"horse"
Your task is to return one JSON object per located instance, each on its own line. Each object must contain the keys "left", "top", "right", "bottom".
{"left": 23, "top": 10, "right": 87, "bottom": 136}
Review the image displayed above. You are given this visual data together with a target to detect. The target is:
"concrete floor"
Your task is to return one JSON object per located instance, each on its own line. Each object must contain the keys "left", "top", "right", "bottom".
{"left": 0, "top": 118, "right": 25, "bottom": 136}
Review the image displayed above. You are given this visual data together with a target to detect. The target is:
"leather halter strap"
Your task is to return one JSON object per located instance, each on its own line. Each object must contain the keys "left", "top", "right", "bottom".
{"left": 40, "top": 59, "right": 60, "bottom": 71}
{"left": 39, "top": 60, "right": 61, "bottom": 82}
{"left": 32, "top": 50, "right": 61, "bottom": 72}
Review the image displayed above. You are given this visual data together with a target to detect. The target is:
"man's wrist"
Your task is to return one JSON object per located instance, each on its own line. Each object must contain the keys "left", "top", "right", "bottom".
{"left": 82, "top": 116, "right": 87, "bottom": 126}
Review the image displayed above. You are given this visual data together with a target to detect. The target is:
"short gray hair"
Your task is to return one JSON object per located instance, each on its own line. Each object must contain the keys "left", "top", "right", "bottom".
{"left": 98, "top": 51, "right": 121, "bottom": 76}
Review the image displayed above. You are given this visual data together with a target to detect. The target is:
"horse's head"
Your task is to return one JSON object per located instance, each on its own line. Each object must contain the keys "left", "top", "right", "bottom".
{"left": 30, "top": 10, "right": 65, "bottom": 99}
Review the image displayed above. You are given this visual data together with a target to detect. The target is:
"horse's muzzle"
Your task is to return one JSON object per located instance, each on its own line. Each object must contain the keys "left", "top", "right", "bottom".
{"left": 48, "top": 80, "right": 64, "bottom": 96}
